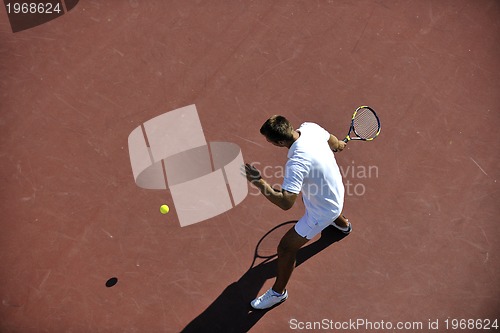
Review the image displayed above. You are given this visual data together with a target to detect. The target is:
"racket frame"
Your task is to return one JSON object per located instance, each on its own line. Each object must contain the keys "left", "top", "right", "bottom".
{"left": 343, "top": 105, "right": 381, "bottom": 142}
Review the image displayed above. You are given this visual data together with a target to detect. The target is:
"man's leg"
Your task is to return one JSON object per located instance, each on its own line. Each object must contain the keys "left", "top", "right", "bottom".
{"left": 331, "top": 213, "right": 351, "bottom": 233}
{"left": 333, "top": 214, "right": 349, "bottom": 228}
{"left": 272, "top": 226, "right": 309, "bottom": 294}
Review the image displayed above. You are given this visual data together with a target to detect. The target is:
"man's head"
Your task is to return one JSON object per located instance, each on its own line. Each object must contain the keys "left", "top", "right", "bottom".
{"left": 260, "top": 115, "right": 295, "bottom": 147}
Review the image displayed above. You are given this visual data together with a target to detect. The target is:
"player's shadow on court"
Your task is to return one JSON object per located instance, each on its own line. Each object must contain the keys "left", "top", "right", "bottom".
{"left": 181, "top": 221, "right": 349, "bottom": 333}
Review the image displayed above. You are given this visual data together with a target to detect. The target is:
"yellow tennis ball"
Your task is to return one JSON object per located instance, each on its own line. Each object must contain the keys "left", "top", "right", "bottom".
{"left": 160, "top": 204, "right": 169, "bottom": 214}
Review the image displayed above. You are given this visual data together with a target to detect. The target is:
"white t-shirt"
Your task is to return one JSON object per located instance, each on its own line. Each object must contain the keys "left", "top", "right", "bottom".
{"left": 281, "top": 122, "right": 345, "bottom": 222}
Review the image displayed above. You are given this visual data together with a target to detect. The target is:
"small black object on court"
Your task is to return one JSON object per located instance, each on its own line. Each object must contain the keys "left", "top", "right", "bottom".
{"left": 106, "top": 277, "right": 118, "bottom": 287}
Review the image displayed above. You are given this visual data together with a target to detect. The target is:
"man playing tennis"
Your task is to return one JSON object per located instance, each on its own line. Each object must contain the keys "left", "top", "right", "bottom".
{"left": 245, "top": 115, "right": 351, "bottom": 310}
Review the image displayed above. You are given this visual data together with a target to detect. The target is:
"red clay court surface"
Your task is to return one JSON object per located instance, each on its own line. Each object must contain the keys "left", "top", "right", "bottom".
{"left": 1, "top": 1, "right": 499, "bottom": 332}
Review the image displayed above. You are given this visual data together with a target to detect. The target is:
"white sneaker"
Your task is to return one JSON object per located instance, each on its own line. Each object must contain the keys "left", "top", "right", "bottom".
{"left": 332, "top": 221, "right": 351, "bottom": 234}
{"left": 331, "top": 216, "right": 352, "bottom": 234}
{"left": 250, "top": 288, "right": 288, "bottom": 310}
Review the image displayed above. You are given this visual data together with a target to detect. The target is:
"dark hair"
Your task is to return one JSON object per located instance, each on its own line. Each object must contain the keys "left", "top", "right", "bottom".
{"left": 260, "top": 115, "right": 294, "bottom": 142}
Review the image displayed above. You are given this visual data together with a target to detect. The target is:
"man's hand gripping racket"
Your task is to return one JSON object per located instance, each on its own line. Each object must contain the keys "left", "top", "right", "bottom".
{"left": 343, "top": 106, "right": 381, "bottom": 143}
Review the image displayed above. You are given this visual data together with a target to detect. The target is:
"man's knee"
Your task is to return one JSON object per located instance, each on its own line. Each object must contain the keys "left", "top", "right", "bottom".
{"left": 277, "top": 240, "right": 295, "bottom": 255}
{"left": 277, "top": 228, "right": 308, "bottom": 254}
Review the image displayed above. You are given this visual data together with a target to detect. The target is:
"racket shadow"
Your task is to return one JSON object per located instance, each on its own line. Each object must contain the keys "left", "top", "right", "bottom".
{"left": 181, "top": 221, "right": 349, "bottom": 333}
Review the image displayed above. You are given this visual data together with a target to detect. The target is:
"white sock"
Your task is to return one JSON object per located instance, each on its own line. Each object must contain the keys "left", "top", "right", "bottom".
{"left": 271, "top": 288, "right": 284, "bottom": 296}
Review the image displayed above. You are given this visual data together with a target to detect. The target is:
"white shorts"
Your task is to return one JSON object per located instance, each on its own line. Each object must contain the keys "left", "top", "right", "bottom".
{"left": 294, "top": 210, "right": 340, "bottom": 240}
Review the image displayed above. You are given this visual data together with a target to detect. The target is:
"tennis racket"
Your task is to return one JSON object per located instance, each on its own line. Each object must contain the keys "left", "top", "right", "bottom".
{"left": 343, "top": 106, "right": 381, "bottom": 142}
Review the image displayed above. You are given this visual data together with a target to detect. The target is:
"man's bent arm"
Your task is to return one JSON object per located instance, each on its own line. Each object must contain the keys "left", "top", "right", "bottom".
{"left": 328, "top": 134, "right": 346, "bottom": 152}
{"left": 251, "top": 179, "right": 297, "bottom": 210}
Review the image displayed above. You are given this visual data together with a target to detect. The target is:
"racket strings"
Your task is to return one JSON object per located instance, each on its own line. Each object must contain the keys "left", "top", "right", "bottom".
{"left": 353, "top": 108, "right": 379, "bottom": 139}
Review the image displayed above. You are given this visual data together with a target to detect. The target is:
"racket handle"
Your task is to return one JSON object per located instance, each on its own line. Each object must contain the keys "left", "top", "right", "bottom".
{"left": 343, "top": 138, "right": 348, "bottom": 143}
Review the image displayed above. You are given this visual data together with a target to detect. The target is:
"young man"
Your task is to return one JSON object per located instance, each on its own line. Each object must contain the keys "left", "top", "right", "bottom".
{"left": 245, "top": 115, "right": 351, "bottom": 310}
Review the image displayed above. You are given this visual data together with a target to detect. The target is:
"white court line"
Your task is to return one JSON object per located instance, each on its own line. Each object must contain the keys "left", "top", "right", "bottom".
{"left": 469, "top": 157, "right": 488, "bottom": 176}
